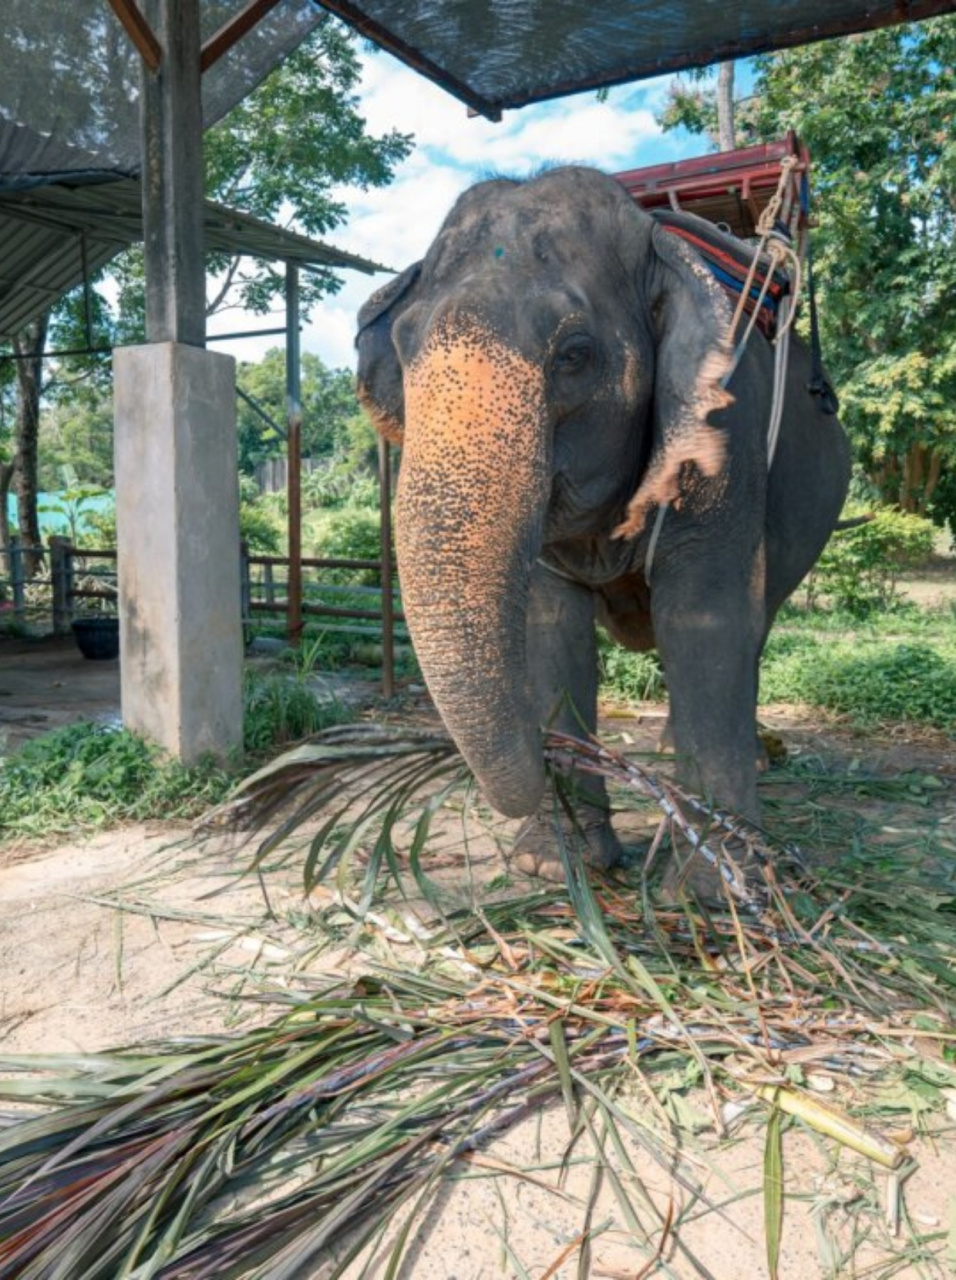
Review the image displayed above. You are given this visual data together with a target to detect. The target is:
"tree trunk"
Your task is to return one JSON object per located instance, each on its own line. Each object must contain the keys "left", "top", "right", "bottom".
{"left": 875, "top": 444, "right": 941, "bottom": 515}
{"left": 717, "top": 62, "right": 737, "bottom": 151}
{"left": 11, "top": 314, "right": 49, "bottom": 578}
{"left": 923, "top": 447, "right": 942, "bottom": 511}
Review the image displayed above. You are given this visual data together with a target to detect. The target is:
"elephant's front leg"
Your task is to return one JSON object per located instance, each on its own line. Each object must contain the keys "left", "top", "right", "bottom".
{"left": 651, "top": 540, "right": 766, "bottom": 823}
{"left": 510, "top": 563, "right": 624, "bottom": 879}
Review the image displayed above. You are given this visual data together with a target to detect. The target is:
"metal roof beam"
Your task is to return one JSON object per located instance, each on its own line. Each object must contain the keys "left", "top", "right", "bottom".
{"left": 318, "top": 0, "right": 502, "bottom": 120}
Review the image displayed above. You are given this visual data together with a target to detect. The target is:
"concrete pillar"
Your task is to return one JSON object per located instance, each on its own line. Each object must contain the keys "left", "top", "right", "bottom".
{"left": 114, "top": 342, "right": 243, "bottom": 762}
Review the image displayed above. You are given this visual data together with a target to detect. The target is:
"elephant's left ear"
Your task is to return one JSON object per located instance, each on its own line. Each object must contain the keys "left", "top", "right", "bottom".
{"left": 355, "top": 261, "right": 422, "bottom": 446}
{"left": 614, "top": 223, "right": 735, "bottom": 540}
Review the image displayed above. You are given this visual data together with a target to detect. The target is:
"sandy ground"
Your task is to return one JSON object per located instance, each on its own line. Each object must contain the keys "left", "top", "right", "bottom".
{"left": 2, "top": 733, "right": 955, "bottom": 1277}
{"left": 1, "top": 627, "right": 955, "bottom": 1277}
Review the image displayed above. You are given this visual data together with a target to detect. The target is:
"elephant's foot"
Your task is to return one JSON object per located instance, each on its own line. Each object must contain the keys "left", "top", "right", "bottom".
{"left": 510, "top": 804, "right": 624, "bottom": 882}
{"left": 660, "top": 835, "right": 769, "bottom": 908}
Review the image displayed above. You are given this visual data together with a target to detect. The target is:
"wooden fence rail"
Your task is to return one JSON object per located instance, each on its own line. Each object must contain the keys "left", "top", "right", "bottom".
{"left": 1, "top": 540, "right": 406, "bottom": 694}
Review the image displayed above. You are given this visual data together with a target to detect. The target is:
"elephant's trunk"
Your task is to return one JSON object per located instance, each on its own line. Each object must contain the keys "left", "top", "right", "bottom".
{"left": 396, "top": 313, "right": 550, "bottom": 818}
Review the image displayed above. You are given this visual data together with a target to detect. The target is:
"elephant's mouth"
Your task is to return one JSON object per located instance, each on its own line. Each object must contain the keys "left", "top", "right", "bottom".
{"left": 395, "top": 312, "right": 552, "bottom": 818}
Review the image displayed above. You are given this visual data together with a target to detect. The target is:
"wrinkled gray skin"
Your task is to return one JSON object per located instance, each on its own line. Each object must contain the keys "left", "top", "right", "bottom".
{"left": 357, "top": 167, "right": 850, "bottom": 875}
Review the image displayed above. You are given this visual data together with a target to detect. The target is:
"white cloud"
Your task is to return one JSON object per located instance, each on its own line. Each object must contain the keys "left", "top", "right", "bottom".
{"left": 214, "top": 51, "right": 695, "bottom": 371}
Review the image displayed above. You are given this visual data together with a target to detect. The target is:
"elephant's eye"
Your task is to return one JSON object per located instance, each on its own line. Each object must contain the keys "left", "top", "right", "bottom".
{"left": 553, "top": 334, "right": 594, "bottom": 375}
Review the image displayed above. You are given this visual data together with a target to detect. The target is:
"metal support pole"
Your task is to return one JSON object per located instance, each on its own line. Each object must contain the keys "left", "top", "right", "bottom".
{"left": 378, "top": 436, "right": 395, "bottom": 698}
{"left": 80, "top": 233, "right": 95, "bottom": 349}
{"left": 139, "top": 0, "right": 206, "bottom": 345}
{"left": 285, "top": 263, "right": 303, "bottom": 648}
{"left": 239, "top": 541, "right": 251, "bottom": 630}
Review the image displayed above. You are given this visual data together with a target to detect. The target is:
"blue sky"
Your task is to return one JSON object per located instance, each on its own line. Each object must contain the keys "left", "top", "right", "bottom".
{"left": 209, "top": 48, "right": 708, "bottom": 371}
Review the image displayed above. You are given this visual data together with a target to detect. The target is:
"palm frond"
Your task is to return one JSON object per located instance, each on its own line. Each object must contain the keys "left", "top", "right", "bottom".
{"left": 1, "top": 724, "right": 953, "bottom": 1277}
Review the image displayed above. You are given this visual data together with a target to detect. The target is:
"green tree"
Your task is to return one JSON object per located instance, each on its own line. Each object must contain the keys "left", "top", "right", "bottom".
{"left": 659, "top": 21, "right": 956, "bottom": 527}
{"left": 113, "top": 23, "right": 411, "bottom": 329}
{"left": 39, "top": 390, "right": 115, "bottom": 492}
{"left": 749, "top": 21, "right": 956, "bottom": 524}
{"left": 236, "top": 347, "right": 362, "bottom": 476}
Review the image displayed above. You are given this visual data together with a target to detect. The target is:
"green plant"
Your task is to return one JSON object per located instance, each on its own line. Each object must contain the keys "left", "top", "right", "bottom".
{"left": 0, "top": 723, "right": 232, "bottom": 840}
{"left": 598, "top": 630, "right": 666, "bottom": 702}
{"left": 239, "top": 478, "right": 284, "bottom": 555}
{"left": 761, "top": 633, "right": 956, "bottom": 730}
{"left": 37, "top": 486, "right": 111, "bottom": 544}
{"left": 313, "top": 505, "right": 384, "bottom": 584}
{"left": 82, "top": 499, "right": 117, "bottom": 549}
{"left": 242, "top": 665, "right": 347, "bottom": 754}
{"left": 303, "top": 461, "right": 379, "bottom": 511}
{"left": 804, "top": 507, "right": 935, "bottom": 616}
{"left": 0, "top": 667, "right": 350, "bottom": 841}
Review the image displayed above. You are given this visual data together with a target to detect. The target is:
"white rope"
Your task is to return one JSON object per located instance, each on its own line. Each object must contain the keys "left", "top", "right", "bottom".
{"left": 766, "top": 296, "right": 792, "bottom": 469}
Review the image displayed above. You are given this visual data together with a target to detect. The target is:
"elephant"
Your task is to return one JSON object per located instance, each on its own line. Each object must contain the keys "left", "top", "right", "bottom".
{"left": 356, "top": 165, "right": 851, "bottom": 881}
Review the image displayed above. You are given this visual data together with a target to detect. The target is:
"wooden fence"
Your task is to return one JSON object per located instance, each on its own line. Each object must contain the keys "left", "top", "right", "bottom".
{"left": 1, "top": 539, "right": 405, "bottom": 691}
{"left": 240, "top": 547, "right": 407, "bottom": 692}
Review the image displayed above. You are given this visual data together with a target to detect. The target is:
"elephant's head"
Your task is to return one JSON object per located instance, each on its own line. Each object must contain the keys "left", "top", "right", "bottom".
{"left": 357, "top": 167, "right": 733, "bottom": 819}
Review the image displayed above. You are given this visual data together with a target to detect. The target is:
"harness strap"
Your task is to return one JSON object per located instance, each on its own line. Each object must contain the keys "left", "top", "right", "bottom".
{"left": 805, "top": 240, "right": 840, "bottom": 416}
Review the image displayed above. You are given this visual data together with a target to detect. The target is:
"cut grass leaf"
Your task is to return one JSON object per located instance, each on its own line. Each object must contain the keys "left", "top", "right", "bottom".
{"left": 0, "top": 724, "right": 953, "bottom": 1277}
{"left": 764, "top": 1103, "right": 784, "bottom": 1280}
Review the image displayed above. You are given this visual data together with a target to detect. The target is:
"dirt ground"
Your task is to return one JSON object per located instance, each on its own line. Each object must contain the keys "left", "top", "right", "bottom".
{"left": 0, "top": 632, "right": 122, "bottom": 752}
{"left": 1, "top": 635, "right": 955, "bottom": 1277}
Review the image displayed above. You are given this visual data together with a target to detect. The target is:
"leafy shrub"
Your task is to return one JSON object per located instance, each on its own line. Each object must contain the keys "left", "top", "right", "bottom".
{"left": 313, "top": 506, "right": 384, "bottom": 584}
{"left": 598, "top": 632, "right": 667, "bottom": 702}
{"left": 0, "top": 668, "right": 347, "bottom": 840}
{"left": 0, "top": 723, "right": 231, "bottom": 839}
{"left": 761, "top": 634, "right": 956, "bottom": 730}
{"left": 304, "top": 463, "right": 378, "bottom": 511}
{"left": 242, "top": 666, "right": 346, "bottom": 753}
{"left": 239, "top": 479, "right": 284, "bottom": 554}
{"left": 805, "top": 507, "right": 935, "bottom": 617}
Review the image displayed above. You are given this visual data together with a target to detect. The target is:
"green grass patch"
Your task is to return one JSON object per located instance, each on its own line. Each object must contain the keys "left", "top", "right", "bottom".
{"left": 760, "top": 632, "right": 956, "bottom": 730}
{"left": 242, "top": 663, "right": 348, "bottom": 753}
{"left": 0, "top": 663, "right": 349, "bottom": 843}
{"left": 599, "top": 602, "right": 956, "bottom": 732}
{"left": 598, "top": 630, "right": 665, "bottom": 702}
{"left": 0, "top": 723, "right": 233, "bottom": 840}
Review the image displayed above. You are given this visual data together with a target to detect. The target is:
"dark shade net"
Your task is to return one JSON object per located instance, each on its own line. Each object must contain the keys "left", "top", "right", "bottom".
{"left": 321, "top": 0, "right": 956, "bottom": 118}
{"left": 0, "top": 0, "right": 324, "bottom": 188}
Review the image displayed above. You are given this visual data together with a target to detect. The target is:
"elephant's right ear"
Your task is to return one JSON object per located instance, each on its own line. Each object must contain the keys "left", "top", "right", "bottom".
{"left": 355, "top": 261, "right": 422, "bottom": 446}
{"left": 614, "top": 223, "right": 734, "bottom": 540}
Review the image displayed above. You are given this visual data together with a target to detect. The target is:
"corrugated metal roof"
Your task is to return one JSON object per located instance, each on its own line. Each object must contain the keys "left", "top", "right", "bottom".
{"left": 320, "top": 0, "right": 956, "bottom": 119}
{"left": 0, "top": 178, "right": 384, "bottom": 339}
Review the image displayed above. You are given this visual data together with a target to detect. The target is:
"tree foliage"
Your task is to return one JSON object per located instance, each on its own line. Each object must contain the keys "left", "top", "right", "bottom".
{"left": 236, "top": 347, "right": 362, "bottom": 476}
{"left": 660, "top": 20, "right": 956, "bottom": 528}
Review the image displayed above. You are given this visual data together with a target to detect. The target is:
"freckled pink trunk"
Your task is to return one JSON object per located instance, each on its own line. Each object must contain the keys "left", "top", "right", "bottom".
{"left": 395, "top": 316, "right": 551, "bottom": 817}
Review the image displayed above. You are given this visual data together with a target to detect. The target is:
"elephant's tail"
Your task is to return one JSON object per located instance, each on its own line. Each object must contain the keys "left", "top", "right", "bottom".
{"left": 833, "top": 513, "right": 874, "bottom": 532}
